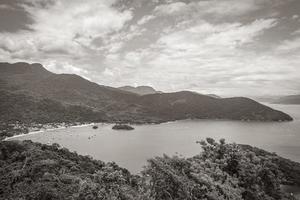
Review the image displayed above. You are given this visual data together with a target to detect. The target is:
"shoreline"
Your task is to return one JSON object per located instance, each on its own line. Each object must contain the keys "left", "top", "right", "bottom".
{"left": 3, "top": 123, "right": 95, "bottom": 141}
{"left": 3, "top": 116, "right": 295, "bottom": 141}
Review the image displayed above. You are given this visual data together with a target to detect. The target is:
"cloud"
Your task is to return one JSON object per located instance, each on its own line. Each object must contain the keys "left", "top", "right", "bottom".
{"left": 195, "top": 0, "right": 262, "bottom": 16}
{"left": 96, "top": 24, "right": 147, "bottom": 53}
{"left": 276, "top": 37, "right": 300, "bottom": 52}
{"left": 204, "top": 19, "right": 278, "bottom": 47}
{"left": 153, "top": 0, "right": 271, "bottom": 18}
{"left": 0, "top": 0, "right": 133, "bottom": 55}
{"left": 156, "top": 19, "right": 278, "bottom": 53}
{"left": 0, "top": 4, "right": 15, "bottom": 10}
{"left": 137, "top": 15, "right": 156, "bottom": 25}
{"left": 22, "top": 0, "right": 132, "bottom": 46}
{"left": 154, "top": 2, "right": 188, "bottom": 15}
{"left": 111, "top": 18, "right": 300, "bottom": 95}
{"left": 292, "top": 29, "right": 300, "bottom": 35}
{"left": 0, "top": 0, "right": 299, "bottom": 96}
{"left": 0, "top": 0, "right": 134, "bottom": 78}
{"left": 45, "top": 60, "right": 89, "bottom": 77}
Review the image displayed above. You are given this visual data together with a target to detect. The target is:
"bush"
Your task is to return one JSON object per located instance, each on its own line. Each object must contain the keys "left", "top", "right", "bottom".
{"left": 0, "top": 139, "right": 298, "bottom": 200}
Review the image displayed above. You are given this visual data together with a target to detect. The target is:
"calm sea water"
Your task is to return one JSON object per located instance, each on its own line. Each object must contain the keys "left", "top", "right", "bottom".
{"left": 12, "top": 103, "right": 300, "bottom": 174}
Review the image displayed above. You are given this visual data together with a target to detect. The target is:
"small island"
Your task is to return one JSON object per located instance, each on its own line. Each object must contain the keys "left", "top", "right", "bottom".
{"left": 112, "top": 124, "right": 134, "bottom": 130}
{"left": 92, "top": 125, "right": 98, "bottom": 129}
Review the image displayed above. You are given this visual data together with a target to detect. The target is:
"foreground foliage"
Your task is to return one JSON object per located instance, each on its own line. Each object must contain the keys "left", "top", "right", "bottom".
{"left": 143, "top": 138, "right": 298, "bottom": 200}
{"left": 0, "top": 138, "right": 299, "bottom": 200}
{"left": 0, "top": 140, "right": 142, "bottom": 200}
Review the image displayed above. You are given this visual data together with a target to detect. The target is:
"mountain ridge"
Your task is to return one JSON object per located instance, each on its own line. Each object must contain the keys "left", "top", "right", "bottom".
{"left": 273, "top": 94, "right": 300, "bottom": 105}
{"left": 118, "top": 85, "right": 160, "bottom": 95}
{"left": 0, "top": 62, "right": 293, "bottom": 126}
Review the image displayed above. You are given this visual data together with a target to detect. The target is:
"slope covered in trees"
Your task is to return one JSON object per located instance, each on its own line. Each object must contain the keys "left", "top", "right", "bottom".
{"left": 0, "top": 139, "right": 299, "bottom": 200}
{"left": 0, "top": 62, "right": 293, "bottom": 125}
{"left": 0, "top": 90, "right": 107, "bottom": 138}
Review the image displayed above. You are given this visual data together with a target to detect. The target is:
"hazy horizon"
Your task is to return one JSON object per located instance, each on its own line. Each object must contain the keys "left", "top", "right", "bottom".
{"left": 0, "top": 0, "right": 300, "bottom": 96}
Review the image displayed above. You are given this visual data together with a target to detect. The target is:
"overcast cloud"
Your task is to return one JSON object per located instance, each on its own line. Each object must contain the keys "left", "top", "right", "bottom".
{"left": 0, "top": 0, "right": 299, "bottom": 96}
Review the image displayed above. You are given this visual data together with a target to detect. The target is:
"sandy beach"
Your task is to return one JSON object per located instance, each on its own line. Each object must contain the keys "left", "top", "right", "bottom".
{"left": 3, "top": 123, "right": 95, "bottom": 141}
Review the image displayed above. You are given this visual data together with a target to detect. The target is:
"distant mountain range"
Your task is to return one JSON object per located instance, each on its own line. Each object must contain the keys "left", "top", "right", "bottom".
{"left": 273, "top": 95, "right": 300, "bottom": 104}
{"left": 118, "top": 85, "right": 161, "bottom": 95}
{"left": 118, "top": 86, "right": 221, "bottom": 99}
{"left": 253, "top": 95, "right": 300, "bottom": 105}
{"left": 206, "top": 94, "right": 221, "bottom": 98}
{"left": 0, "top": 62, "right": 293, "bottom": 126}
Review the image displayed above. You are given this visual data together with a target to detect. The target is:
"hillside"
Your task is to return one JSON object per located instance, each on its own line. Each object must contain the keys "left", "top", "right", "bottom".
{"left": 139, "top": 92, "right": 292, "bottom": 121}
{"left": 0, "top": 90, "right": 107, "bottom": 138}
{"left": 118, "top": 85, "right": 160, "bottom": 95}
{"left": 0, "top": 139, "right": 298, "bottom": 199}
{"left": 0, "top": 62, "right": 138, "bottom": 108}
{"left": 0, "top": 62, "right": 293, "bottom": 127}
{"left": 206, "top": 93, "right": 221, "bottom": 98}
{"left": 0, "top": 62, "right": 151, "bottom": 124}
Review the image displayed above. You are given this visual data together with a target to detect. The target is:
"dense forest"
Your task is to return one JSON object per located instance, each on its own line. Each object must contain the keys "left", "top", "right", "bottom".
{"left": 0, "top": 90, "right": 107, "bottom": 138}
{"left": 1, "top": 138, "right": 299, "bottom": 200}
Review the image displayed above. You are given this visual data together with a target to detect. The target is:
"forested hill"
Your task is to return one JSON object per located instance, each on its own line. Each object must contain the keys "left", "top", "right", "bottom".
{"left": 0, "top": 62, "right": 293, "bottom": 126}
{"left": 0, "top": 90, "right": 108, "bottom": 138}
{"left": 118, "top": 85, "right": 160, "bottom": 95}
{"left": 0, "top": 138, "right": 299, "bottom": 199}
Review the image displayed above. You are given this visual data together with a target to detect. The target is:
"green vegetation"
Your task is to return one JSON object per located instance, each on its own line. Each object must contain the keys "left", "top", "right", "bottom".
{"left": 0, "top": 90, "right": 106, "bottom": 124}
{"left": 143, "top": 138, "right": 297, "bottom": 200}
{"left": 0, "top": 140, "right": 141, "bottom": 200}
{"left": 1, "top": 138, "right": 299, "bottom": 200}
{"left": 0, "top": 90, "right": 107, "bottom": 138}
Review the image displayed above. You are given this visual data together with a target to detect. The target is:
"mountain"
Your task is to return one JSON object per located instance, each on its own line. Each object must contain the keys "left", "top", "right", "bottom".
{"left": 0, "top": 62, "right": 293, "bottom": 125}
{"left": 0, "top": 62, "right": 144, "bottom": 122}
{"left": 118, "top": 85, "right": 160, "bottom": 95}
{"left": 206, "top": 94, "right": 221, "bottom": 98}
{"left": 0, "top": 62, "right": 137, "bottom": 105}
{"left": 252, "top": 94, "right": 300, "bottom": 105}
{"left": 138, "top": 92, "right": 292, "bottom": 121}
{"left": 273, "top": 95, "right": 300, "bottom": 105}
{"left": 251, "top": 95, "right": 280, "bottom": 103}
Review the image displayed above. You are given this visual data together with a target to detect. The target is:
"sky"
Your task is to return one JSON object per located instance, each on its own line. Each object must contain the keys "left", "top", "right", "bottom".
{"left": 0, "top": 0, "right": 299, "bottom": 96}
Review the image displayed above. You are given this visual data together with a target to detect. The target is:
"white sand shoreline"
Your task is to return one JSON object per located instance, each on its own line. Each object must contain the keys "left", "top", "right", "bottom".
{"left": 3, "top": 121, "right": 179, "bottom": 141}
{"left": 3, "top": 123, "right": 95, "bottom": 141}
